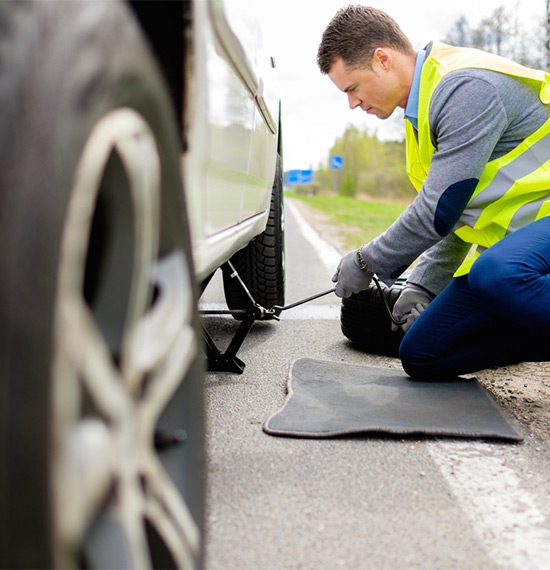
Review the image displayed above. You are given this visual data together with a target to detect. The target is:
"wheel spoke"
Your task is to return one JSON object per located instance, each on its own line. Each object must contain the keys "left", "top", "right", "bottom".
{"left": 140, "top": 324, "right": 197, "bottom": 436}
{"left": 54, "top": 295, "right": 129, "bottom": 553}
{"left": 60, "top": 295, "right": 130, "bottom": 420}
{"left": 53, "top": 107, "right": 201, "bottom": 568}
{"left": 132, "top": 252, "right": 201, "bottom": 566}
{"left": 55, "top": 419, "right": 115, "bottom": 549}
{"left": 117, "top": 477, "right": 153, "bottom": 569}
{"left": 115, "top": 120, "right": 160, "bottom": 375}
{"left": 141, "top": 454, "right": 201, "bottom": 568}
{"left": 126, "top": 252, "right": 197, "bottom": 427}
{"left": 124, "top": 253, "right": 194, "bottom": 376}
{"left": 81, "top": 479, "right": 151, "bottom": 570}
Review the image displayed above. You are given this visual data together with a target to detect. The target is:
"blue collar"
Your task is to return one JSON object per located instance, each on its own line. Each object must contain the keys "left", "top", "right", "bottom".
{"left": 404, "top": 48, "right": 426, "bottom": 130}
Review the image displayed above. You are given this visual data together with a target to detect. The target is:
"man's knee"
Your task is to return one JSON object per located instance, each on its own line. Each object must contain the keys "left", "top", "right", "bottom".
{"left": 398, "top": 334, "right": 418, "bottom": 378}
{"left": 399, "top": 331, "right": 436, "bottom": 380}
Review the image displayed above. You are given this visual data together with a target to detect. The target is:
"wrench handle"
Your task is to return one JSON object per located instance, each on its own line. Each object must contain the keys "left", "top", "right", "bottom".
{"left": 271, "top": 287, "right": 336, "bottom": 312}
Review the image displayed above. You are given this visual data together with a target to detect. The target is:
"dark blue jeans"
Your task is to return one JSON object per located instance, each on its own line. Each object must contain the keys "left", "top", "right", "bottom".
{"left": 400, "top": 216, "right": 550, "bottom": 380}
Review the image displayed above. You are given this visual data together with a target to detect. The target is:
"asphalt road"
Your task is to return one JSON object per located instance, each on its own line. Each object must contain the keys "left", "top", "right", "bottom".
{"left": 199, "top": 199, "right": 550, "bottom": 570}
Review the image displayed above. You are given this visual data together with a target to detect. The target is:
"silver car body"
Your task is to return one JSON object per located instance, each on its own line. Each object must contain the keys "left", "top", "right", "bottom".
{"left": 184, "top": 0, "right": 280, "bottom": 282}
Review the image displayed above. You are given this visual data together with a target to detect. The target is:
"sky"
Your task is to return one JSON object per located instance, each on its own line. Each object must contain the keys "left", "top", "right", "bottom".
{"left": 260, "top": 0, "right": 545, "bottom": 171}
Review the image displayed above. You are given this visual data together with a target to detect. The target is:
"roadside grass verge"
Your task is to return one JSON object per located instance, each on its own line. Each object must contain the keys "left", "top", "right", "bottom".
{"left": 286, "top": 190, "right": 409, "bottom": 250}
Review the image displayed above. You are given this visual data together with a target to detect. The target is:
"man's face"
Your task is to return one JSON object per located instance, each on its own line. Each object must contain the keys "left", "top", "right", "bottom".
{"left": 328, "top": 52, "right": 405, "bottom": 120}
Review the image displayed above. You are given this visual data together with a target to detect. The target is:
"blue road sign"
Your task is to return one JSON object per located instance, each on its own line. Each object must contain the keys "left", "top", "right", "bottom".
{"left": 330, "top": 155, "right": 344, "bottom": 170}
{"left": 287, "top": 169, "right": 314, "bottom": 185}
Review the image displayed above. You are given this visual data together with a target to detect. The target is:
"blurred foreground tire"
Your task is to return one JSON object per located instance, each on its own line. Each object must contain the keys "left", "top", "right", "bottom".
{"left": 0, "top": 2, "right": 204, "bottom": 568}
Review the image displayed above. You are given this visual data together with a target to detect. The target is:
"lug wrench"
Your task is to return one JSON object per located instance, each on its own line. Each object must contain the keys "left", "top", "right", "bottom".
{"left": 266, "top": 287, "right": 336, "bottom": 316}
{"left": 270, "top": 278, "right": 405, "bottom": 326}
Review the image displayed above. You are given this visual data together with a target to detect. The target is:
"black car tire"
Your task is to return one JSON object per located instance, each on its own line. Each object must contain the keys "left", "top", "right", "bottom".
{"left": 340, "top": 280, "right": 406, "bottom": 357}
{"left": 0, "top": 2, "right": 204, "bottom": 568}
{"left": 223, "top": 154, "right": 285, "bottom": 318}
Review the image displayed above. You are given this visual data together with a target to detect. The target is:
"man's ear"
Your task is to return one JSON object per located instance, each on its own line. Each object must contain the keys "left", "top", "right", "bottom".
{"left": 373, "top": 47, "right": 391, "bottom": 70}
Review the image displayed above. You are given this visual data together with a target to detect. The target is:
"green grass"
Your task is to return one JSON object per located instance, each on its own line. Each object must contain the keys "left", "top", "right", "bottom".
{"left": 287, "top": 190, "right": 409, "bottom": 250}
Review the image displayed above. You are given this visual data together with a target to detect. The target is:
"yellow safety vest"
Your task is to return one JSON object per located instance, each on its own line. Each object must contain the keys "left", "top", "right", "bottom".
{"left": 406, "top": 42, "right": 550, "bottom": 275}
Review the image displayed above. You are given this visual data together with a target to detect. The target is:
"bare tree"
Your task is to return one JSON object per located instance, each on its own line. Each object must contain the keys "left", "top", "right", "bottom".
{"left": 471, "top": 18, "right": 492, "bottom": 51}
{"left": 491, "top": 6, "right": 510, "bottom": 55}
{"left": 444, "top": 15, "right": 471, "bottom": 46}
{"left": 445, "top": 3, "right": 544, "bottom": 68}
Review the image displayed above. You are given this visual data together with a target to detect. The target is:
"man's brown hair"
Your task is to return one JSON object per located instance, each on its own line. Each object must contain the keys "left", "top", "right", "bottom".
{"left": 317, "top": 5, "right": 414, "bottom": 74}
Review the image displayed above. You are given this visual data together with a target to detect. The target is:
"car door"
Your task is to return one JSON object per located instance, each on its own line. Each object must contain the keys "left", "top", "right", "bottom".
{"left": 203, "top": 0, "right": 257, "bottom": 235}
{"left": 208, "top": 0, "right": 279, "bottom": 224}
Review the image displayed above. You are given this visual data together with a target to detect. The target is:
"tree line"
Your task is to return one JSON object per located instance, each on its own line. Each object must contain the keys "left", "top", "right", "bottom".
{"left": 443, "top": 3, "right": 548, "bottom": 68}
{"left": 313, "top": 126, "right": 414, "bottom": 201}
{"left": 303, "top": 2, "right": 548, "bottom": 200}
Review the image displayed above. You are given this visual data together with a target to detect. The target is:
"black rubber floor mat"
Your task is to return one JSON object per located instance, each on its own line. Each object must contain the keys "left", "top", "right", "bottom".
{"left": 264, "top": 359, "right": 522, "bottom": 441}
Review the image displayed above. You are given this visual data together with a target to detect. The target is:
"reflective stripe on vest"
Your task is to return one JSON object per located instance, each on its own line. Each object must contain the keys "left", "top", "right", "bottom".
{"left": 405, "top": 42, "right": 550, "bottom": 276}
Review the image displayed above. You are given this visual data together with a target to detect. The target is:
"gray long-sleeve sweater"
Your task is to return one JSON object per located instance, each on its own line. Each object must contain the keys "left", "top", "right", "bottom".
{"left": 361, "top": 57, "right": 550, "bottom": 295}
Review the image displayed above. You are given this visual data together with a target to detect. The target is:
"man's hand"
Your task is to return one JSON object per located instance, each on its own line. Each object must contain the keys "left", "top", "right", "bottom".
{"left": 332, "top": 247, "right": 373, "bottom": 298}
{"left": 391, "top": 284, "right": 433, "bottom": 333}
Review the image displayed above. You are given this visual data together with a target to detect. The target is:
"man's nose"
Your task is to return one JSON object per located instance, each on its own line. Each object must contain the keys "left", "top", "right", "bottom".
{"left": 347, "top": 92, "right": 361, "bottom": 110}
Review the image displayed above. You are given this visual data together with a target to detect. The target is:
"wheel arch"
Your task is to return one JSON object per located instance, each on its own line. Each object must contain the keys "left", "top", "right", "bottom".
{"left": 128, "top": 0, "right": 190, "bottom": 142}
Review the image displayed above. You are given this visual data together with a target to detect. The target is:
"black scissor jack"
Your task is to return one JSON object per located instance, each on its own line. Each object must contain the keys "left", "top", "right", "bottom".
{"left": 200, "top": 261, "right": 335, "bottom": 373}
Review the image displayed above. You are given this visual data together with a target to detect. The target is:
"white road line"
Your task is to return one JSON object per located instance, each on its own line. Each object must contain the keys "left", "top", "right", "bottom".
{"left": 199, "top": 303, "right": 340, "bottom": 320}
{"left": 428, "top": 442, "right": 550, "bottom": 570}
{"left": 286, "top": 199, "right": 342, "bottom": 268}
{"left": 278, "top": 305, "right": 340, "bottom": 320}
{"left": 291, "top": 196, "right": 550, "bottom": 569}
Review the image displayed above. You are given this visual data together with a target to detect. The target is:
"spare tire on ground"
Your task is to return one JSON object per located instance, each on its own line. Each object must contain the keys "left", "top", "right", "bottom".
{"left": 340, "top": 278, "right": 407, "bottom": 357}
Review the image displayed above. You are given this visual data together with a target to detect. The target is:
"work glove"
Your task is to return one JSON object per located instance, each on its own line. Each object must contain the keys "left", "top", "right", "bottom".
{"left": 332, "top": 247, "right": 373, "bottom": 298}
{"left": 391, "top": 283, "right": 433, "bottom": 333}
